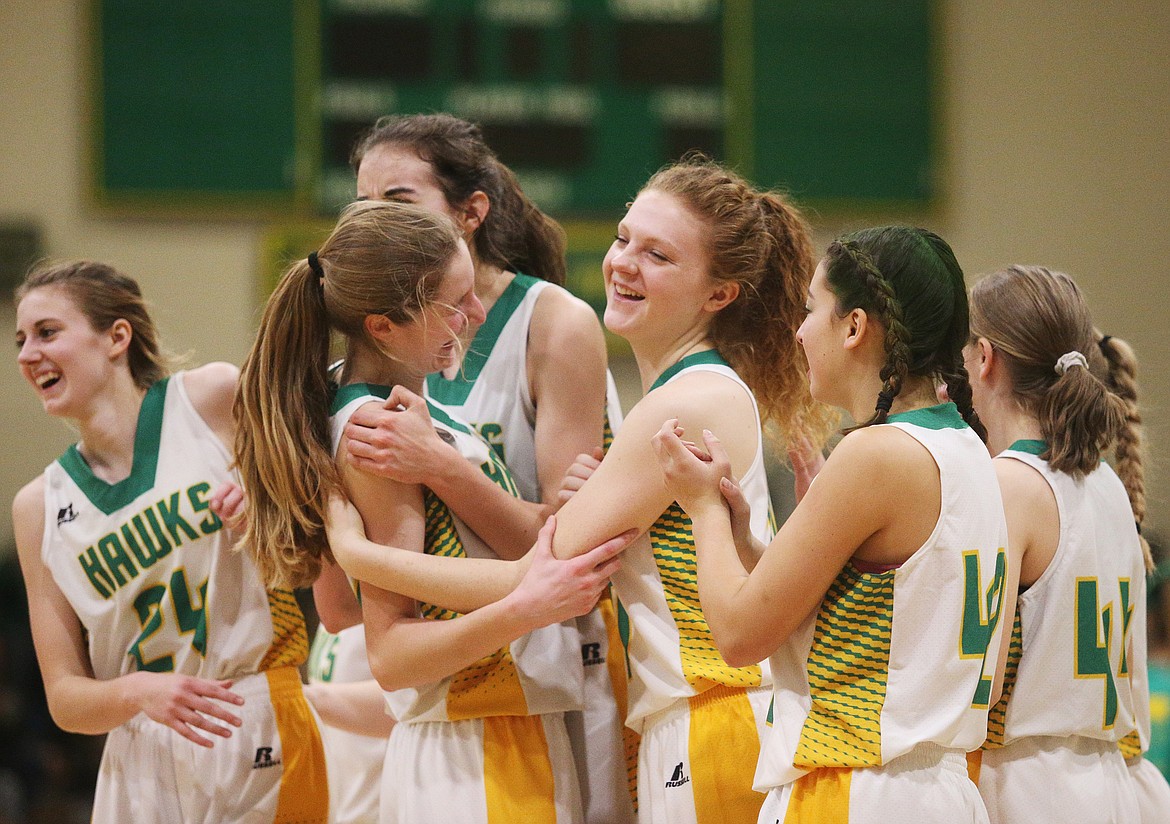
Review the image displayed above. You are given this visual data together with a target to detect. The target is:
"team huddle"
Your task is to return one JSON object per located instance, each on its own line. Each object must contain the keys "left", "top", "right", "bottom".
{"left": 12, "top": 114, "right": 1169, "bottom": 823}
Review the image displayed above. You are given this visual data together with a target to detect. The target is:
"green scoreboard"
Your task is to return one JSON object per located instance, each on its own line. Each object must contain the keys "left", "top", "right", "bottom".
{"left": 93, "top": 0, "right": 933, "bottom": 217}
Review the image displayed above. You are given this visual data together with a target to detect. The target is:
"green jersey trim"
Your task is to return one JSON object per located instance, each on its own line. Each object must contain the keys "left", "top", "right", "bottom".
{"left": 885, "top": 402, "right": 967, "bottom": 431}
{"left": 57, "top": 377, "right": 170, "bottom": 515}
{"left": 424, "top": 398, "right": 474, "bottom": 435}
{"left": 1007, "top": 439, "right": 1047, "bottom": 456}
{"left": 330, "top": 383, "right": 474, "bottom": 439}
{"left": 330, "top": 382, "right": 390, "bottom": 415}
{"left": 649, "top": 349, "right": 729, "bottom": 392}
{"left": 426, "top": 272, "right": 538, "bottom": 405}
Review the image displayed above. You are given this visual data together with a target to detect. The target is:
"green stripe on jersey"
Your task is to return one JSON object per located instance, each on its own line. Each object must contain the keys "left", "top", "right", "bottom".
{"left": 886, "top": 401, "right": 966, "bottom": 430}
{"left": 649, "top": 349, "right": 729, "bottom": 392}
{"left": 1007, "top": 439, "right": 1046, "bottom": 455}
{"left": 58, "top": 377, "right": 169, "bottom": 514}
{"left": 330, "top": 382, "right": 390, "bottom": 414}
{"left": 427, "top": 272, "right": 538, "bottom": 405}
{"left": 329, "top": 382, "right": 474, "bottom": 437}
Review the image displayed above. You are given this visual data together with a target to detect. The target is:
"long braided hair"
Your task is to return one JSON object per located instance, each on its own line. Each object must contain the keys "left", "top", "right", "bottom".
{"left": 823, "top": 226, "right": 984, "bottom": 438}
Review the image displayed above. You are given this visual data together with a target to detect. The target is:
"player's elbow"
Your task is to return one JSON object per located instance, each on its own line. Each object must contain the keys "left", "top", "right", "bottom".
{"left": 710, "top": 622, "right": 775, "bottom": 669}
{"left": 367, "top": 639, "right": 427, "bottom": 693}
{"left": 45, "top": 696, "right": 103, "bottom": 736}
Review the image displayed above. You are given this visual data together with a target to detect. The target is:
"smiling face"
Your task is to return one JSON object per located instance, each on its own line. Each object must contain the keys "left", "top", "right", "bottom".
{"left": 356, "top": 143, "right": 457, "bottom": 221}
{"left": 16, "top": 285, "right": 120, "bottom": 418}
{"left": 382, "top": 239, "right": 484, "bottom": 379}
{"left": 601, "top": 189, "right": 717, "bottom": 347}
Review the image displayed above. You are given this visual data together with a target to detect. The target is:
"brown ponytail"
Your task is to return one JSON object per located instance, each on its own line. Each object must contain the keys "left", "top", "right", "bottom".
{"left": 969, "top": 267, "right": 1150, "bottom": 570}
{"left": 235, "top": 201, "right": 461, "bottom": 588}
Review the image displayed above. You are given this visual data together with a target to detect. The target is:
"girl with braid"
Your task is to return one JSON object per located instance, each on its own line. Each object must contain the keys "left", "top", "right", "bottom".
{"left": 326, "top": 157, "right": 833, "bottom": 824}
{"left": 964, "top": 265, "right": 1170, "bottom": 822}
{"left": 653, "top": 226, "right": 1010, "bottom": 823}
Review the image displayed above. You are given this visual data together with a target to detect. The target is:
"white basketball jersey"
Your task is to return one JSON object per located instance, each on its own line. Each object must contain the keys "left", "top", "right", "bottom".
{"left": 985, "top": 442, "right": 1146, "bottom": 749}
{"left": 329, "top": 384, "right": 584, "bottom": 723}
{"left": 40, "top": 372, "right": 308, "bottom": 683}
{"left": 610, "top": 351, "right": 775, "bottom": 731}
{"left": 756, "top": 403, "right": 1010, "bottom": 791}
{"left": 426, "top": 273, "right": 623, "bottom": 504}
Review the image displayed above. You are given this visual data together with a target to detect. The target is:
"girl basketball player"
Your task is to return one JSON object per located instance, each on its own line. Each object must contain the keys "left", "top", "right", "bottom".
{"left": 327, "top": 157, "right": 833, "bottom": 824}
{"left": 965, "top": 265, "right": 1170, "bottom": 822}
{"left": 234, "top": 200, "right": 629, "bottom": 823}
{"left": 653, "top": 226, "right": 1011, "bottom": 823}
{"left": 334, "top": 113, "right": 631, "bottom": 824}
{"left": 12, "top": 261, "right": 329, "bottom": 822}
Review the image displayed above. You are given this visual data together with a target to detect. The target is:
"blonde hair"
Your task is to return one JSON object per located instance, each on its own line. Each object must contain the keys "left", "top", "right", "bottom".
{"left": 234, "top": 201, "right": 462, "bottom": 588}
{"left": 642, "top": 156, "right": 835, "bottom": 448}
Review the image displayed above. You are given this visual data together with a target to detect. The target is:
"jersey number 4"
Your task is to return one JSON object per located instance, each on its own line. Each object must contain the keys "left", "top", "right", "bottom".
{"left": 1075, "top": 577, "right": 1133, "bottom": 729}
{"left": 961, "top": 548, "right": 1008, "bottom": 708}
{"left": 128, "top": 568, "right": 208, "bottom": 672}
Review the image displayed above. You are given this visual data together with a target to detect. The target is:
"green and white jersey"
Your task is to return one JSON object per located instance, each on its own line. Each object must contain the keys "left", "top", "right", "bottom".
{"left": 40, "top": 372, "right": 308, "bottom": 683}
{"left": 985, "top": 442, "right": 1147, "bottom": 751}
{"left": 612, "top": 351, "right": 775, "bottom": 731}
{"left": 426, "top": 273, "right": 623, "bottom": 504}
{"left": 756, "top": 404, "right": 1010, "bottom": 791}
{"left": 329, "top": 384, "right": 584, "bottom": 723}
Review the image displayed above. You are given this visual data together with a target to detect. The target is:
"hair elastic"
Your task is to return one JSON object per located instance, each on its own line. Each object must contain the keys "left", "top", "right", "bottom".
{"left": 1054, "top": 351, "right": 1088, "bottom": 376}
{"left": 875, "top": 388, "right": 896, "bottom": 415}
{"left": 307, "top": 250, "right": 325, "bottom": 282}
{"left": 1098, "top": 335, "right": 1113, "bottom": 353}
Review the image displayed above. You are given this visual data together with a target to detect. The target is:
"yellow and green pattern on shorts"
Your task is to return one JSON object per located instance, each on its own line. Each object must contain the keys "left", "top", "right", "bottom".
{"left": 983, "top": 609, "right": 1023, "bottom": 749}
{"left": 260, "top": 587, "right": 309, "bottom": 670}
{"left": 649, "top": 503, "right": 762, "bottom": 690}
{"left": 793, "top": 565, "right": 894, "bottom": 768}
{"left": 421, "top": 491, "right": 527, "bottom": 719}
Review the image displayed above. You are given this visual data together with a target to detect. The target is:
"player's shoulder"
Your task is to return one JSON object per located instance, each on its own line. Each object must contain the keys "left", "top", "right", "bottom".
{"left": 530, "top": 283, "right": 602, "bottom": 339}
{"left": 993, "top": 452, "right": 1051, "bottom": 504}
{"left": 12, "top": 475, "right": 47, "bottom": 553}
{"left": 181, "top": 362, "right": 239, "bottom": 431}
{"left": 828, "top": 423, "right": 934, "bottom": 480}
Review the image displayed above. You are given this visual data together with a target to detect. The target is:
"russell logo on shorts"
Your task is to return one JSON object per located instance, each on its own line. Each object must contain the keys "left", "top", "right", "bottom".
{"left": 665, "top": 762, "right": 690, "bottom": 789}
{"left": 581, "top": 642, "right": 605, "bottom": 667}
{"left": 253, "top": 747, "right": 282, "bottom": 770}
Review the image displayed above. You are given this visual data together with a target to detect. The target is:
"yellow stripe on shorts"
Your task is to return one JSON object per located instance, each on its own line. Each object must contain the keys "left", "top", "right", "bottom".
{"left": 783, "top": 767, "right": 852, "bottom": 823}
{"left": 688, "top": 685, "right": 764, "bottom": 824}
{"left": 484, "top": 715, "right": 557, "bottom": 824}
{"left": 266, "top": 666, "right": 329, "bottom": 824}
{"left": 600, "top": 595, "right": 640, "bottom": 812}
